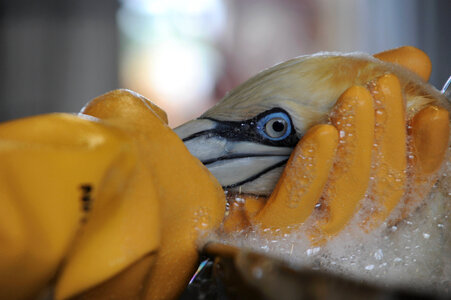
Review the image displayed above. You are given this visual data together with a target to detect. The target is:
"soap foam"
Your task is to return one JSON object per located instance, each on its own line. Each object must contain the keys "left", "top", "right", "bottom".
{"left": 201, "top": 153, "right": 451, "bottom": 295}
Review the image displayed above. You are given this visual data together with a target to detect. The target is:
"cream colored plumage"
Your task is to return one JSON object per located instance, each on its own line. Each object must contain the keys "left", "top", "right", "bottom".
{"left": 176, "top": 51, "right": 450, "bottom": 195}
{"left": 203, "top": 52, "right": 448, "bottom": 135}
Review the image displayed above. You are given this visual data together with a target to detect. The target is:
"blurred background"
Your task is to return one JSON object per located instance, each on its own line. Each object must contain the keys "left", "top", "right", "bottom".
{"left": 0, "top": 0, "right": 450, "bottom": 127}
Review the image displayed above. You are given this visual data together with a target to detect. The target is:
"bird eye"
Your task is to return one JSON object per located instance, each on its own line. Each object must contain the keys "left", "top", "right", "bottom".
{"left": 266, "top": 118, "right": 288, "bottom": 138}
{"left": 257, "top": 111, "right": 292, "bottom": 141}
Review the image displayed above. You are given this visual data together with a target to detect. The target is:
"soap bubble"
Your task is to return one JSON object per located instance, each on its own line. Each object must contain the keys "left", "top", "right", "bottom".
{"left": 199, "top": 130, "right": 450, "bottom": 296}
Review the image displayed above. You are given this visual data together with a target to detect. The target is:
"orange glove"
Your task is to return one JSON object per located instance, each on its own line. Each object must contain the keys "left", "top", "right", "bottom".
{"left": 224, "top": 46, "right": 449, "bottom": 244}
{"left": 0, "top": 91, "right": 225, "bottom": 300}
{"left": 0, "top": 113, "right": 147, "bottom": 300}
{"left": 56, "top": 90, "right": 225, "bottom": 300}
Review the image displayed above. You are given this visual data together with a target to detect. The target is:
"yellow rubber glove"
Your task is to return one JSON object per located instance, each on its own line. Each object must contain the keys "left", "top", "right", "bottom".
{"left": 55, "top": 90, "right": 226, "bottom": 300}
{"left": 55, "top": 100, "right": 163, "bottom": 300}
{"left": 0, "top": 114, "right": 139, "bottom": 300}
{"left": 399, "top": 105, "right": 450, "bottom": 221}
{"left": 369, "top": 47, "right": 449, "bottom": 226}
{"left": 315, "top": 86, "right": 375, "bottom": 237}
{"left": 357, "top": 74, "right": 407, "bottom": 230}
{"left": 374, "top": 46, "right": 432, "bottom": 81}
{"left": 225, "top": 46, "right": 449, "bottom": 244}
{"left": 0, "top": 90, "right": 225, "bottom": 300}
{"left": 253, "top": 124, "right": 338, "bottom": 230}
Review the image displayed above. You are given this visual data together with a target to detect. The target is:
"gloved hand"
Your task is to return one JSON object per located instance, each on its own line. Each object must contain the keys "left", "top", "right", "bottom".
{"left": 0, "top": 113, "right": 152, "bottom": 300}
{"left": 0, "top": 91, "right": 225, "bottom": 300}
{"left": 224, "top": 47, "right": 450, "bottom": 243}
{"left": 57, "top": 90, "right": 225, "bottom": 300}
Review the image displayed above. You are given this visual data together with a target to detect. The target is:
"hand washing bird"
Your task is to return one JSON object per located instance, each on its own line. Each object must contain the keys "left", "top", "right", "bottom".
{"left": 0, "top": 46, "right": 449, "bottom": 300}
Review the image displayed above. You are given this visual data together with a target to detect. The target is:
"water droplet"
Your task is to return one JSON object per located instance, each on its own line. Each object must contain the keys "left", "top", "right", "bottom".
{"left": 365, "top": 264, "right": 375, "bottom": 270}
{"left": 422, "top": 233, "right": 430, "bottom": 239}
{"left": 374, "top": 249, "right": 383, "bottom": 260}
{"left": 235, "top": 197, "right": 244, "bottom": 203}
{"left": 306, "top": 247, "right": 321, "bottom": 256}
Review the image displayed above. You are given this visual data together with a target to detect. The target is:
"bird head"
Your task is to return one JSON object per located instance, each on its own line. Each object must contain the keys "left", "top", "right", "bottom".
{"left": 175, "top": 51, "right": 447, "bottom": 196}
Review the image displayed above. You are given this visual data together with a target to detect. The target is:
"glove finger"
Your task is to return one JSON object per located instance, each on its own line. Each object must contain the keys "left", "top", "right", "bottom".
{"left": 243, "top": 195, "right": 266, "bottom": 220}
{"left": 400, "top": 106, "right": 450, "bottom": 220}
{"left": 222, "top": 194, "right": 265, "bottom": 233}
{"left": 361, "top": 74, "right": 407, "bottom": 230}
{"left": 252, "top": 124, "right": 338, "bottom": 232}
{"left": 411, "top": 106, "right": 450, "bottom": 174}
{"left": 222, "top": 199, "right": 251, "bottom": 233}
{"left": 374, "top": 46, "right": 432, "bottom": 82}
{"left": 314, "top": 86, "right": 374, "bottom": 239}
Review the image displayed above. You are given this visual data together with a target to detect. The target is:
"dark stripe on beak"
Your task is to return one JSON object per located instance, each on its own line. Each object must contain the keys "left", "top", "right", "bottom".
{"left": 182, "top": 108, "right": 299, "bottom": 148}
{"left": 221, "top": 159, "right": 288, "bottom": 188}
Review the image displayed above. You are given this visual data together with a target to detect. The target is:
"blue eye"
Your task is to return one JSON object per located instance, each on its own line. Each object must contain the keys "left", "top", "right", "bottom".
{"left": 257, "top": 112, "right": 292, "bottom": 141}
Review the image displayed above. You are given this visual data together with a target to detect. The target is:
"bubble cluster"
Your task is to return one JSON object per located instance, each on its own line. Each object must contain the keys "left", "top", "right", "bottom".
{"left": 201, "top": 137, "right": 450, "bottom": 296}
{"left": 285, "top": 141, "right": 317, "bottom": 208}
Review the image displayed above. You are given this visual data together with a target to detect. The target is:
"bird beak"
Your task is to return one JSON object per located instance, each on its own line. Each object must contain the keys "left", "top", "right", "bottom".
{"left": 174, "top": 119, "right": 293, "bottom": 193}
